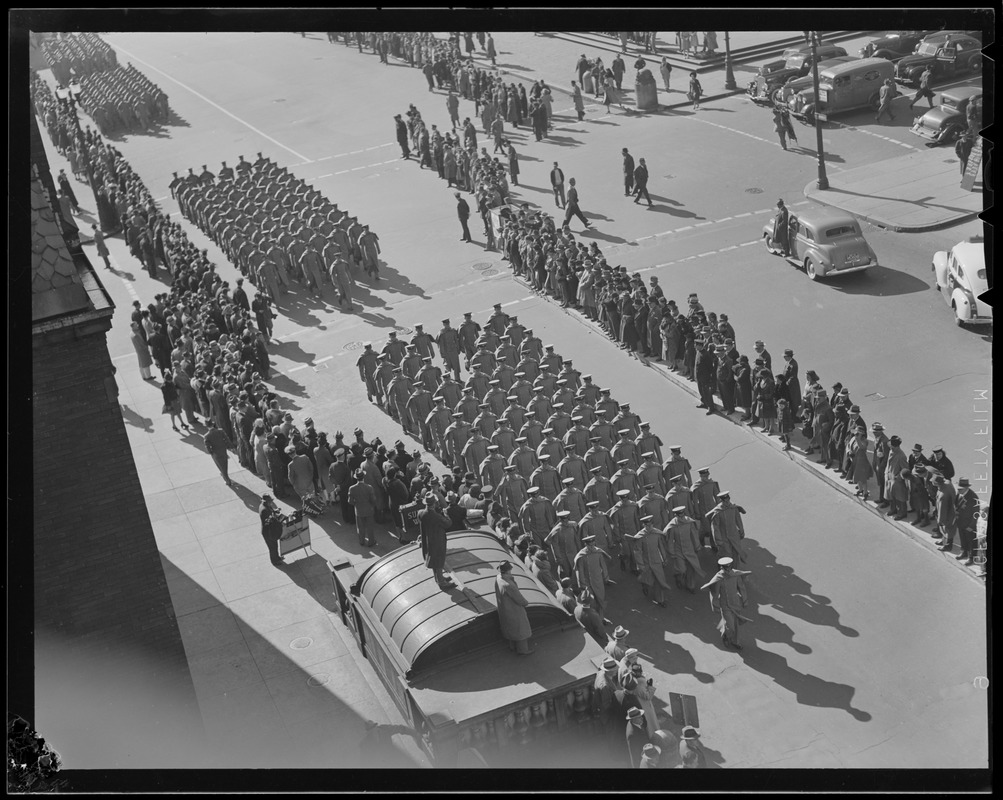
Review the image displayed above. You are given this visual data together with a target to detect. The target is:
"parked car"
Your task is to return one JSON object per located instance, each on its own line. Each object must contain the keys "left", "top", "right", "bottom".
{"left": 931, "top": 241, "right": 991, "bottom": 326}
{"left": 911, "top": 87, "right": 983, "bottom": 146}
{"left": 746, "top": 44, "right": 848, "bottom": 105}
{"left": 859, "top": 31, "right": 927, "bottom": 61}
{"left": 772, "top": 56, "right": 855, "bottom": 105}
{"left": 763, "top": 208, "right": 878, "bottom": 281}
{"left": 895, "top": 34, "right": 982, "bottom": 85}
{"left": 791, "top": 57, "right": 896, "bottom": 123}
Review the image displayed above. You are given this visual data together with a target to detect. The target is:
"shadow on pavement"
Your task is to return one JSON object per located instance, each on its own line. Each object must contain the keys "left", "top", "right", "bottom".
{"left": 373, "top": 260, "right": 429, "bottom": 298}
{"left": 745, "top": 539, "right": 859, "bottom": 638}
{"left": 826, "top": 265, "right": 930, "bottom": 297}
{"left": 545, "top": 134, "right": 584, "bottom": 147}
{"left": 121, "top": 403, "right": 155, "bottom": 432}
{"left": 579, "top": 228, "right": 630, "bottom": 245}
{"left": 739, "top": 646, "right": 872, "bottom": 721}
{"left": 268, "top": 371, "right": 309, "bottom": 399}
{"left": 269, "top": 338, "right": 318, "bottom": 365}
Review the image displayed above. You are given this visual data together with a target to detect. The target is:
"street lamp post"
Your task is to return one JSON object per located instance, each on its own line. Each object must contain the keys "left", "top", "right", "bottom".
{"left": 723, "top": 31, "right": 736, "bottom": 90}
{"left": 809, "top": 31, "right": 829, "bottom": 190}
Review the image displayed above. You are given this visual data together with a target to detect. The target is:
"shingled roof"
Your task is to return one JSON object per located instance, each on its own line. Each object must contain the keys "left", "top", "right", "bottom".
{"left": 31, "top": 167, "right": 90, "bottom": 322}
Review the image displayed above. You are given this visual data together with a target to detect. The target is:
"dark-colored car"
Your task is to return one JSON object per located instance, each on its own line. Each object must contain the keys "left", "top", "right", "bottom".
{"left": 858, "top": 31, "right": 927, "bottom": 61}
{"left": 746, "top": 44, "right": 849, "bottom": 105}
{"left": 895, "top": 34, "right": 982, "bottom": 84}
{"left": 911, "top": 87, "right": 983, "bottom": 146}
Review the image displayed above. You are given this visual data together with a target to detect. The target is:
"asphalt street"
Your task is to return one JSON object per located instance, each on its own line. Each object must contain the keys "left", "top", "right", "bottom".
{"left": 50, "top": 31, "right": 988, "bottom": 769}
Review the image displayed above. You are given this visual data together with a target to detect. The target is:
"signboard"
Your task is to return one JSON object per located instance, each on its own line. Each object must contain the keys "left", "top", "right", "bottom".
{"left": 279, "top": 514, "right": 311, "bottom": 556}
{"left": 961, "top": 137, "right": 983, "bottom": 192}
{"left": 400, "top": 501, "right": 421, "bottom": 544}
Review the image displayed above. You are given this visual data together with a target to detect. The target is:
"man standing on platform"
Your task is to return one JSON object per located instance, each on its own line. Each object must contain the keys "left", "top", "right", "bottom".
{"left": 495, "top": 560, "right": 534, "bottom": 654}
{"left": 419, "top": 494, "right": 454, "bottom": 589}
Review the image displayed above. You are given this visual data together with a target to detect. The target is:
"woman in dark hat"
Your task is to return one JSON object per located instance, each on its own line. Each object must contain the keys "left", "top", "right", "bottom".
{"left": 161, "top": 373, "right": 187, "bottom": 433}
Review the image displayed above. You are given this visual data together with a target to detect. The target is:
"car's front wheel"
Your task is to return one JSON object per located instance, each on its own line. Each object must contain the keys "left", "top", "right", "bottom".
{"left": 952, "top": 302, "right": 967, "bottom": 328}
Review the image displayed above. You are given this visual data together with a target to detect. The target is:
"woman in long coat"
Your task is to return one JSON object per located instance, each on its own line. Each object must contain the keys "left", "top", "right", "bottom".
{"left": 826, "top": 405, "right": 849, "bottom": 469}
{"left": 848, "top": 430, "right": 873, "bottom": 499}
{"left": 314, "top": 434, "right": 336, "bottom": 503}
{"left": 494, "top": 561, "right": 533, "bottom": 653}
{"left": 251, "top": 420, "right": 270, "bottom": 485}
{"left": 287, "top": 448, "right": 316, "bottom": 501}
{"left": 753, "top": 370, "right": 776, "bottom": 433}
{"left": 130, "top": 321, "right": 153, "bottom": 380}
{"left": 173, "top": 363, "right": 200, "bottom": 427}
{"left": 620, "top": 300, "right": 641, "bottom": 352}
{"left": 734, "top": 356, "right": 752, "bottom": 412}
{"left": 506, "top": 143, "right": 520, "bottom": 186}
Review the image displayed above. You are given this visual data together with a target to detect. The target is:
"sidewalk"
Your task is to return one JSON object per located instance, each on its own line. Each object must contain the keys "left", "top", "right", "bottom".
{"left": 804, "top": 150, "right": 983, "bottom": 232}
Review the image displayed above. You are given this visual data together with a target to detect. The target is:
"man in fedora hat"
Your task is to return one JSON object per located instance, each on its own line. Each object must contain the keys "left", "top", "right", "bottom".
{"left": 884, "top": 435, "right": 909, "bottom": 519}
{"left": 555, "top": 576, "right": 579, "bottom": 615}
{"left": 495, "top": 560, "right": 534, "bottom": 654}
{"left": 625, "top": 706, "right": 651, "bottom": 768}
{"left": 678, "top": 726, "right": 707, "bottom": 768}
{"left": 258, "top": 493, "right": 284, "bottom": 566}
{"left": 954, "top": 478, "right": 979, "bottom": 565}
{"left": 871, "top": 423, "right": 891, "bottom": 506}
{"left": 348, "top": 468, "right": 378, "bottom": 546}
{"left": 639, "top": 742, "right": 664, "bottom": 768}
{"left": 932, "top": 474, "right": 958, "bottom": 547}
{"left": 593, "top": 656, "right": 621, "bottom": 740}
{"left": 606, "top": 625, "right": 630, "bottom": 662}
{"left": 419, "top": 493, "right": 454, "bottom": 589}
{"left": 700, "top": 556, "right": 752, "bottom": 649}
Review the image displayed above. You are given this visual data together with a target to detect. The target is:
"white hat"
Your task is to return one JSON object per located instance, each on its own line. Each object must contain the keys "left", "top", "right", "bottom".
{"left": 718, "top": 556, "right": 734, "bottom": 566}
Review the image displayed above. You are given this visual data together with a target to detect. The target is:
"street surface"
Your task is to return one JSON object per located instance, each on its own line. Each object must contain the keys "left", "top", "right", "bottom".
{"left": 38, "top": 30, "right": 989, "bottom": 770}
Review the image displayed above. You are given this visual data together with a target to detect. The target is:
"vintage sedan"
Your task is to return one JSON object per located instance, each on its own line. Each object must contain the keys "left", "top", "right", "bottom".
{"left": 911, "top": 87, "right": 982, "bottom": 146}
{"left": 746, "top": 44, "right": 848, "bottom": 105}
{"left": 746, "top": 58, "right": 790, "bottom": 105}
{"left": 895, "top": 34, "right": 982, "bottom": 85}
{"left": 763, "top": 208, "right": 877, "bottom": 280}
{"left": 931, "top": 241, "right": 991, "bottom": 326}
{"left": 858, "top": 31, "right": 927, "bottom": 61}
{"left": 772, "top": 55, "right": 855, "bottom": 105}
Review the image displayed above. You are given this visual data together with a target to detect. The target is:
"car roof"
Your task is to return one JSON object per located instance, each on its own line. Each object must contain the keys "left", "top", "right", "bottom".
{"left": 795, "top": 208, "right": 861, "bottom": 230}
{"left": 952, "top": 242, "right": 985, "bottom": 269}
{"left": 920, "top": 32, "right": 980, "bottom": 46}
{"left": 940, "top": 86, "right": 982, "bottom": 103}
{"left": 820, "top": 57, "right": 892, "bottom": 78}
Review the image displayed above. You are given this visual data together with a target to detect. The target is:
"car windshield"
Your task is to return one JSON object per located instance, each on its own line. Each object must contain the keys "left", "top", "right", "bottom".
{"left": 824, "top": 225, "right": 857, "bottom": 239}
{"left": 786, "top": 55, "right": 806, "bottom": 69}
{"left": 916, "top": 43, "right": 940, "bottom": 56}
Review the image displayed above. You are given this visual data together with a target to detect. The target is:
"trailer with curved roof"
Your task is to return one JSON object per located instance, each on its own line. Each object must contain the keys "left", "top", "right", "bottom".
{"left": 331, "top": 530, "right": 609, "bottom": 766}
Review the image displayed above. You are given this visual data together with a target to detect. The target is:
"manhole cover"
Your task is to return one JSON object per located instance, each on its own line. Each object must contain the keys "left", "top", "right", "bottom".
{"left": 307, "top": 673, "right": 330, "bottom": 687}
{"left": 273, "top": 98, "right": 286, "bottom": 103}
{"left": 343, "top": 341, "right": 363, "bottom": 350}
{"left": 290, "top": 636, "right": 313, "bottom": 650}
{"left": 944, "top": 159, "right": 956, "bottom": 164}
{"left": 482, "top": 268, "right": 499, "bottom": 277}
{"left": 470, "top": 262, "right": 492, "bottom": 271}
{"left": 395, "top": 325, "right": 413, "bottom": 335}
{"left": 745, "top": 187, "right": 763, "bottom": 194}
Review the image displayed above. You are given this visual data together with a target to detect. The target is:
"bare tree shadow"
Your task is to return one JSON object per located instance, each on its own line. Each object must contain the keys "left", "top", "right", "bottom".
{"left": 744, "top": 539, "right": 859, "bottom": 637}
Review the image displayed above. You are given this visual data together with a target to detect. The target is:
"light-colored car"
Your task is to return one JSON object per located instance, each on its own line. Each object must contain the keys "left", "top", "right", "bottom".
{"left": 931, "top": 241, "right": 991, "bottom": 326}
{"left": 910, "top": 86, "right": 982, "bottom": 146}
{"left": 763, "top": 208, "right": 877, "bottom": 280}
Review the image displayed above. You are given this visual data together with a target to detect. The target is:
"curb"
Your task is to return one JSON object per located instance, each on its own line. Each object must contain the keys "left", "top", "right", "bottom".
{"left": 509, "top": 274, "right": 985, "bottom": 585}
{"left": 803, "top": 180, "right": 983, "bottom": 233}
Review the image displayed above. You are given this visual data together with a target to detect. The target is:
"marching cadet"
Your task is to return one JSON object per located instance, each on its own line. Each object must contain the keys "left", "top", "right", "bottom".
{"left": 585, "top": 466, "right": 615, "bottom": 513}
{"left": 627, "top": 516, "right": 671, "bottom": 607}
{"left": 465, "top": 365, "right": 491, "bottom": 401}
{"left": 435, "top": 318, "right": 463, "bottom": 380}
{"left": 590, "top": 408, "right": 616, "bottom": 451}
{"left": 707, "top": 491, "right": 747, "bottom": 563}
{"left": 425, "top": 395, "right": 452, "bottom": 463}
{"left": 437, "top": 371, "right": 462, "bottom": 410}
{"left": 405, "top": 382, "right": 434, "bottom": 450}
{"left": 480, "top": 444, "right": 507, "bottom": 489}
{"left": 386, "top": 369, "right": 413, "bottom": 428}
{"left": 500, "top": 396, "right": 527, "bottom": 434}
{"left": 558, "top": 359, "right": 583, "bottom": 392}
{"left": 635, "top": 422, "right": 663, "bottom": 465}
{"left": 415, "top": 356, "right": 443, "bottom": 394}
{"left": 665, "top": 474, "right": 695, "bottom": 517}
{"left": 381, "top": 330, "right": 407, "bottom": 365}
{"left": 521, "top": 327, "right": 544, "bottom": 361}
{"left": 665, "top": 506, "right": 705, "bottom": 593}
{"left": 531, "top": 454, "right": 562, "bottom": 501}
{"left": 504, "top": 315, "right": 525, "bottom": 349}
{"left": 564, "top": 416, "right": 591, "bottom": 457}
{"left": 662, "top": 445, "right": 693, "bottom": 488}
{"left": 575, "top": 534, "right": 613, "bottom": 618}
{"left": 536, "top": 361, "right": 559, "bottom": 396}
{"left": 609, "top": 488, "right": 642, "bottom": 573}
{"left": 546, "top": 403, "right": 574, "bottom": 439}
{"left": 509, "top": 435, "right": 539, "bottom": 479}
{"left": 373, "top": 354, "right": 395, "bottom": 405}
{"left": 547, "top": 510, "right": 582, "bottom": 582}
{"left": 519, "top": 411, "right": 545, "bottom": 450}
{"left": 638, "top": 484, "right": 670, "bottom": 530}
{"left": 411, "top": 324, "right": 436, "bottom": 360}
{"left": 218, "top": 160, "right": 235, "bottom": 182}
{"left": 520, "top": 486, "right": 557, "bottom": 549}
{"left": 690, "top": 467, "right": 721, "bottom": 550}
{"left": 487, "top": 302, "right": 510, "bottom": 336}
{"left": 597, "top": 387, "right": 620, "bottom": 420}
{"left": 510, "top": 372, "right": 535, "bottom": 405}
{"left": 555, "top": 476, "right": 588, "bottom": 521}
{"left": 611, "top": 402, "right": 640, "bottom": 439}
{"left": 637, "top": 453, "right": 665, "bottom": 496}
{"left": 553, "top": 380, "right": 576, "bottom": 413}
{"left": 444, "top": 412, "right": 471, "bottom": 469}
{"left": 462, "top": 428, "right": 490, "bottom": 475}
{"left": 585, "top": 436, "right": 615, "bottom": 479}
{"left": 558, "top": 448, "right": 590, "bottom": 491}
{"left": 401, "top": 344, "right": 423, "bottom": 380}
{"left": 198, "top": 163, "right": 216, "bottom": 184}
{"left": 580, "top": 499, "right": 616, "bottom": 556}
{"left": 529, "top": 386, "right": 554, "bottom": 423}
{"left": 497, "top": 464, "right": 530, "bottom": 520}
{"left": 455, "top": 386, "right": 479, "bottom": 423}
{"left": 538, "top": 427, "right": 567, "bottom": 464}
{"left": 492, "top": 358, "right": 515, "bottom": 393}
{"left": 579, "top": 374, "right": 601, "bottom": 406}
{"left": 611, "top": 429, "right": 640, "bottom": 471}
{"left": 484, "top": 379, "right": 508, "bottom": 416}
{"left": 700, "top": 557, "right": 752, "bottom": 650}
{"left": 495, "top": 335, "right": 518, "bottom": 369}
{"left": 473, "top": 402, "right": 498, "bottom": 438}
{"left": 571, "top": 395, "right": 597, "bottom": 429}
{"left": 612, "top": 459, "right": 641, "bottom": 500}
{"left": 541, "top": 344, "right": 562, "bottom": 374}
{"left": 491, "top": 417, "right": 517, "bottom": 459}
{"left": 356, "top": 342, "right": 380, "bottom": 404}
